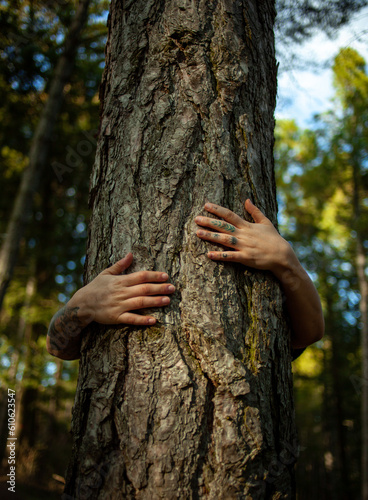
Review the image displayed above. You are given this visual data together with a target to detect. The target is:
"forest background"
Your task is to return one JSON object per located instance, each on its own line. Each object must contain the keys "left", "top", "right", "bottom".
{"left": 0, "top": 1, "right": 367, "bottom": 499}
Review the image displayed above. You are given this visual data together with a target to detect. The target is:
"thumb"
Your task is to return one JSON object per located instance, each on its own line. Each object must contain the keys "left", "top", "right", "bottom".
{"left": 103, "top": 252, "right": 133, "bottom": 275}
{"left": 245, "top": 199, "right": 269, "bottom": 224}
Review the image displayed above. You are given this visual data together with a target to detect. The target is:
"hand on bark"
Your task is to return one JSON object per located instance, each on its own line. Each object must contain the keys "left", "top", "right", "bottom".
{"left": 195, "top": 200, "right": 324, "bottom": 348}
{"left": 69, "top": 252, "right": 175, "bottom": 326}
{"left": 195, "top": 199, "right": 293, "bottom": 277}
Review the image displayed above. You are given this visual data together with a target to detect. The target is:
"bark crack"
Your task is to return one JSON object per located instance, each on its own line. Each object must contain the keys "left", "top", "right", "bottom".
{"left": 191, "top": 376, "right": 216, "bottom": 499}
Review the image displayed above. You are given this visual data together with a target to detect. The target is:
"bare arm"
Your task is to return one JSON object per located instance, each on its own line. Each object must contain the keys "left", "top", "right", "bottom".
{"left": 195, "top": 200, "right": 324, "bottom": 350}
{"left": 47, "top": 304, "right": 89, "bottom": 360}
{"left": 47, "top": 252, "right": 175, "bottom": 360}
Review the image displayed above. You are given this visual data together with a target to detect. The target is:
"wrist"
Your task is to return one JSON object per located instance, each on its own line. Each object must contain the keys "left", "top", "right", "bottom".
{"left": 67, "top": 288, "right": 95, "bottom": 328}
{"left": 271, "top": 240, "right": 301, "bottom": 284}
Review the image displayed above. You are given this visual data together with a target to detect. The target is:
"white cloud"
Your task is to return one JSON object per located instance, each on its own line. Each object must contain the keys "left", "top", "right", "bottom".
{"left": 276, "top": 8, "right": 368, "bottom": 127}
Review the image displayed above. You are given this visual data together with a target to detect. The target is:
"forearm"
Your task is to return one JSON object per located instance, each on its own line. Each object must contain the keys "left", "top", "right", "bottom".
{"left": 274, "top": 250, "right": 325, "bottom": 349}
{"left": 47, "top": 293, "right": 94, "bottom": 360}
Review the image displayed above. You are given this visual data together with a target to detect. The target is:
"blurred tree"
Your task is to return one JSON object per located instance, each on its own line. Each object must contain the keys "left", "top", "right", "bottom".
{"left": 0, "top": 0, "right": 92, "bottom": 311}
{"left": 275, "top": 47, "right": 368, "bottom": 499}
{"left": 276, "top": 0, "right": 368, "bottom": 42}
{"left": 0, "top": 0, "right": 109, "bottom": 488}
{"left": 275, "top": 0, "right": 368, "bottom": 72}
{"left": 332, "top": 47, "right": 368, "bottom": 499}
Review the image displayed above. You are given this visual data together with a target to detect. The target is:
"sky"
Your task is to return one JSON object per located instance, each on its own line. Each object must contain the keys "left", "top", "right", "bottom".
{"left": 275, "top": 7, "right": 368, "bottom": 128}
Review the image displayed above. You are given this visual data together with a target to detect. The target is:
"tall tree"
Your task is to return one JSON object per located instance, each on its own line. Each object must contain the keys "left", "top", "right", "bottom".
{"left": 63, "top": 1, "right": 299, "bottom": 498}
{"left": 0, "top": 1, "right": 108, "bottom": 487}
{"left": 274, "top": 47, "right": 368, "bottom": 499}
{"left": 331, "top": 48, "right": 368, "bottom": 500}
{"left": 0, "top": 0, "right": 91, "bottom": 310}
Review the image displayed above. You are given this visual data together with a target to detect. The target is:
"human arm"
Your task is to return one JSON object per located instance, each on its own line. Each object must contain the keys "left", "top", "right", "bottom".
{"left": 194, "top": 200, "right": 324, "bottom": 350}
{"left": 46, "top": 252, "right": 175, "bottom": 360}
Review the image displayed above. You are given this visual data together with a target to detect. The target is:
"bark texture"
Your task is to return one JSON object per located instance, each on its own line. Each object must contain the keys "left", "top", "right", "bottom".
{"left": 65, "top": 1, "right": 298, "bottom": 498}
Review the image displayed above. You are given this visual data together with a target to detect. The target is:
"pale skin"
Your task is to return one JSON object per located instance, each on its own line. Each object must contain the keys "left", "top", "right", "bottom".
{"left": 47, "top": 199, "right": 324, "bottom": 360}
{"left": 46, "top": 252, "right": 175, "bottom": 360}
{"left": 194, "top": 199, "right": 324, "bottom": 349}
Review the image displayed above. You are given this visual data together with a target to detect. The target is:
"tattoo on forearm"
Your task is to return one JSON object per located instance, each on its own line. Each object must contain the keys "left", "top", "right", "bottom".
{"left": 211, "top": 220, "right": 235, "bottom": 232}
{"left": 47, "top": 306, "right": 83, "bottom": 355}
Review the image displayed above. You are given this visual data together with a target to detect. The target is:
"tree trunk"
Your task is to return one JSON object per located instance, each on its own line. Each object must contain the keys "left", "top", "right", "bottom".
{"left": 0, "top": 262, "right": 35, "bottom": 465}
{"left": 0, "top": 0, "right": 91, "bottom": 311}
{"left": 357, "top": 234, "right": 368, "bottom": 500}
{"left": 324, "top": 291, "right": 351, "bottom": 500}
{"left": 64, "top": 1, "right": 298, "bottom": 498}
{"left": 352, "top": 156, "right": 368, "bottom": 500}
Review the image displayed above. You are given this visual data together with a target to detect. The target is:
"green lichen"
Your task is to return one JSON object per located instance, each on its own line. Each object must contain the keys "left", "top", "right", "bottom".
{"left": 240, "top": 126, "right": 248, "bottom": 149}
{"left": 146, "top": 326, "right": 164, "bottom": 339}
{"left": 244, "top": 291, "right": 261, "bottom": 374}
{"left": 243, "top": 11, "right": 252, "bottom": 41}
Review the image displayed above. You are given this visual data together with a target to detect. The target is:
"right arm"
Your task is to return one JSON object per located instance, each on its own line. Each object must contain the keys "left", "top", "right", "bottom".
{"left": 47, "top": 252, "right": 175, "bottom": 360}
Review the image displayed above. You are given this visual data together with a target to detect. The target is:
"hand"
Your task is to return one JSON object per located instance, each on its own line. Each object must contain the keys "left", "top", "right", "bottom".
{"left": 194, "top": 199, "right": 292, "bottom": 277}
{"left": 195, "top": 200, "right": 325, "bottom": 349}
{"left": 68, "top": 252, "right": 175, "bottom": 326}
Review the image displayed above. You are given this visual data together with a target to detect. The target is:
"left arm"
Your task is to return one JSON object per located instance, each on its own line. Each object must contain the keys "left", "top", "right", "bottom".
{"left": 195, "top": 200, "right": 324, "bottom": 349}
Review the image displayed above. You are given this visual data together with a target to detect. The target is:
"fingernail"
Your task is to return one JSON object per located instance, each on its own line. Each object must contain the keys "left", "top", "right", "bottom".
{"left": 208, "top": 252, "right": 214, "bottom": 258}
{"left": 162, "top": 297, "right": 170, "bottom": 305}
{"left": 148, "top": 318, "right": 156, "bottom": 324}
{"left": 195, "top": 216, "right": 202, "bottom": 223}
{"left": 204, "top": 203, "right": 211, "bottom": 209}
{"left": 167, "top": 285, "right": 175, "bottom": 292}
{"left": 161, "top": 273, "right": 169, "bottom": 280}
{"left": 197, "top": 230, "right": 204, "bottom": 236}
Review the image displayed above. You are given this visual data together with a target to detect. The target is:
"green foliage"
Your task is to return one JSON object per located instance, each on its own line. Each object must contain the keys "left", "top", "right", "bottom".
{"left": 0, "top": 0, "right": 108, "bottom": 489}
{"left": 275, "top": 47, "right": 368, "bottom": 499}
{"left": 333, "top": 47, "right": 368, "bottom": 109}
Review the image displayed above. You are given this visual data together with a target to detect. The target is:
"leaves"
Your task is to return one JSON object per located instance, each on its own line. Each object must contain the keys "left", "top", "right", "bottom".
{"left": 275, "top": 47, "right": 368, "bottom": 498}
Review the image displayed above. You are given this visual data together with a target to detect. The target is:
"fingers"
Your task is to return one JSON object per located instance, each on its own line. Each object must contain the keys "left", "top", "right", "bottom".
{"left": 204, "top": 203, "right": 249, "bottom": 228}
{"left": 122, "top": 270, "right": 170, "bottom": 287}
{"left": 195, "top": 216, "right": 237, "bottom": 234}
{"left": 116, "top": 284, "right": 174, "bottom": 325}
{"left": 245, "top": 199, "right": 269, "bottom": 224}
{"left": 196, "top": 229, "right": 239, "bottom": 249}
{"left": 126, "top": 283, "right": 175, "bottom": 298}
{"left": 122, "top": 295, "right": 171, "bottom": 312}
{"left": 207, "top": 251, "right": 242, "bottom": 262}
{"left": 103, "top": 253, "right": 133, "bottom": 275}
{"left": 118, "top": 312, "right": 157, "bottom": 326}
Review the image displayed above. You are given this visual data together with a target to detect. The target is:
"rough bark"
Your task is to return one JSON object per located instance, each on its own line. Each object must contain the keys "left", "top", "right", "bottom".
{"left": 0, "top": 0, "right": 91, "bottom": 311}
{"left": 65, "top": 1, "right": 298, "bottom": 498}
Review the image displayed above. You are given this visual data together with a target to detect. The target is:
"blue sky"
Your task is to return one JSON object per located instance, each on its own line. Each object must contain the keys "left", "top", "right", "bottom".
{"left": 276, "top": 7, "right": 368, "bottom": 128}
